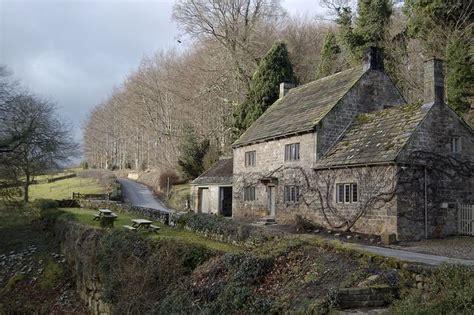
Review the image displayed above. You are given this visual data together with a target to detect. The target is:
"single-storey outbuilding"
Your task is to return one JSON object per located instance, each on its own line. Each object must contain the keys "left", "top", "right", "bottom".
{"left": 190, "top": 157, "right": 233, "bottom": 216}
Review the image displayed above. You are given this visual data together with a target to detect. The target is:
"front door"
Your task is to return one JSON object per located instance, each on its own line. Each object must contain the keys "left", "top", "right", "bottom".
{"left": 199, "top": 188, "right": 210, "bottom": 213}
{"left": 268, "top": 186, "right": 276, "bottom": 217}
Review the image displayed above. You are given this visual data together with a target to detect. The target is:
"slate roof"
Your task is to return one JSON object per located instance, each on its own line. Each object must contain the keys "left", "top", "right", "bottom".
{"left": 315, "top": 102, "right": 431, "bottom": 168}
{"left": 192, "top": 158, "right": 233, "bottom": 185}
{"left": 233, "top": 67, "right": 365, "bottom": 147}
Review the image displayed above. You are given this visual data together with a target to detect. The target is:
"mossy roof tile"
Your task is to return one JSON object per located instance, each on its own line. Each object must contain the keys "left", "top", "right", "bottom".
{"left": 315, "top": 103, "right": 430, "bottom": 168}
{"left": 233, "top": 67, "right": 364, "bottom": 147}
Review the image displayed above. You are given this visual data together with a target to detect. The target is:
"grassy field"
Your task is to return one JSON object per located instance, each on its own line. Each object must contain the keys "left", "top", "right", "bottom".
{"left": 29, "top": 177, "right": 106, "bottom": 200}
{"left": 168, "top": 183, "right": 190, "bottom": 210}
{"left": 61, "top": 208, "right": 238, "bottom": 252}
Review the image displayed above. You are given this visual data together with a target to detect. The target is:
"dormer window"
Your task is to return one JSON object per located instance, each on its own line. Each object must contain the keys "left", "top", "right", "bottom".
{"left": 450, "top": 137, "right": 461, "bottom": 153}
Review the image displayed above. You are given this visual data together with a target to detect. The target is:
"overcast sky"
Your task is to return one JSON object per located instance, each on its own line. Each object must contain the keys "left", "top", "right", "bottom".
{"left": 0, "top": 0, "right": 327, "bottom": 148}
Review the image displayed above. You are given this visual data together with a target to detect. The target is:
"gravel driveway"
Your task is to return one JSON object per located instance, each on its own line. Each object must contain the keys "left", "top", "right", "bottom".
{"left": 390, "top": 236, "right": 474, "bottom": 260}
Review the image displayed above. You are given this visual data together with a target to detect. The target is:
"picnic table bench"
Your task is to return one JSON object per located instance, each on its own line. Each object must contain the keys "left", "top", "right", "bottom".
{"left": 93, "top": 209, "right": 118, "bottom": 227}
{"left": 123, "top": 219, "right": 160, "bottom": 233}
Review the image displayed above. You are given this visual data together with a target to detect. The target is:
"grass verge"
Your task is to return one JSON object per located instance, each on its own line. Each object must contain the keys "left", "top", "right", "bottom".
{"left": 29, "top": 177, "right": 106, "bottom": 200}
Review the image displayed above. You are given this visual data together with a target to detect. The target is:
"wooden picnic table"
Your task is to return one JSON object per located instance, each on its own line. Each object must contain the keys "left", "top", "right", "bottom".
{"left": 93, "top": 209, "right": 118, "bottom": 228}
{"left": 124, "top": 219, "right": 160, "bottom": 233}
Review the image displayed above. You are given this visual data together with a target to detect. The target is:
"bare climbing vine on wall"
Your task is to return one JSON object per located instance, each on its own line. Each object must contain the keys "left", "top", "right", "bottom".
{"left": 233, "top": 150, "right": 474, "bottom": 232}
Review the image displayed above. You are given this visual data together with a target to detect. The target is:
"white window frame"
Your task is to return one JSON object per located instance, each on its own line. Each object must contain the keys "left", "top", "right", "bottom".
{"left": 450, "top": 137, "right": 461, "bottom": 153}
{"left": 336, "top": 183, "right": 358, "bottom": 204}
{"left": 243, "top": 186, "right": 256, "bottom": 201}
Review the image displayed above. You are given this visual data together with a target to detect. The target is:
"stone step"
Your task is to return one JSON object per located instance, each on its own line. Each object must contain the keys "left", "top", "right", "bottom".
{"left": 257, "top": 217, "right": 277, "bottom": 225}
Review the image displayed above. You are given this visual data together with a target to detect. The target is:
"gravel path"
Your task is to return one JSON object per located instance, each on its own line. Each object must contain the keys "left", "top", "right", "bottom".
{"left": 389, "top": 236, "right": 474, "bottom": 260}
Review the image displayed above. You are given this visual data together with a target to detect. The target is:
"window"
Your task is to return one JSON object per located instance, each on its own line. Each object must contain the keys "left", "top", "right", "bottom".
{"left": 243, "top": 186, "right": 256, "bottom": 201}
{"left": 245, "top": 150, "right": 256, "bottom": 167}
{"left": 284, "top": 143, "right": 300, "bottom": 161}
{"left": 284, "top": 186, "right": 299, "bottom": 203}
{"left": 336, "top": 183, "right": 358, "bottom": 204}
{"left": 450, "top": 137, "right": 461, "bottom": 153}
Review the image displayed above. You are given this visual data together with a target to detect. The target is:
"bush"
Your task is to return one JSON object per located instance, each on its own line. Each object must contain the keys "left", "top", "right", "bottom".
{"left": 159, "top": 170, "right": 180, "bottom": 192}
{"left": 390, "top": 264, "right": 474, "bottom": 314}
{"left": 32, "top": 199, "right": 58, "bottom": 211}
{"left": 39, "top": 258, "right": 64, "bottom": 289}
{"left": 177, "top": 212, "right": 281, "bottom": 245}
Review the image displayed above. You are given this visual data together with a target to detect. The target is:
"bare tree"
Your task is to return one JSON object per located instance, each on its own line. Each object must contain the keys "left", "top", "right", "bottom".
{"left": 173, "top": 0, "right": 284, "bottom": 87}
{"left": 1, "top": 95, "right": 78, "bottom": 201}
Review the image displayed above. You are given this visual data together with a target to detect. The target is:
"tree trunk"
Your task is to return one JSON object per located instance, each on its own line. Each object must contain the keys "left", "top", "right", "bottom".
{"left": 23, "top": 172, "right": 30, "bottom": 202}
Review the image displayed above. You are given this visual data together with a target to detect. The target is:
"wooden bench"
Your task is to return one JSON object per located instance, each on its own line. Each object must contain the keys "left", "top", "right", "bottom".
{"left": 123, "top": 225, "right": 137, "bottom": 231}
{"left": 93, "top": 214, "right": 101, "bottom": 221}
{"left": 149, "top": 225, "right": 160, "bottom": 233}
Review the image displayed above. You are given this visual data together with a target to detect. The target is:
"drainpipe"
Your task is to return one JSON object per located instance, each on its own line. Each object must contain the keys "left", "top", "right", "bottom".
{"left": 424, "top": 167, "right": 428, "bottom": 239}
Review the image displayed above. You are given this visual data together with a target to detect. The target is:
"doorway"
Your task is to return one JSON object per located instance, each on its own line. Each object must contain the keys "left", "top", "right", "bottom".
{"left": 198, "top": 188, "right": 210, "bottom": 213}
{"left": 268, "top": 186, "right": 276, "bottom": 217}
{"left": 219, "top": 187, "right": 233, "bottom": 217}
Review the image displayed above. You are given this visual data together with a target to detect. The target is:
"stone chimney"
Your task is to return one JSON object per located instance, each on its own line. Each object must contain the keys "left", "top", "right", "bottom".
{"left": 279, "top": 82, "right": 295, "bottom": 98}
{"left": 362, "top": 47, "right": 384, "bottom": 72}
{"left": 424, "top": 58, "right": 444, "bottom": 104}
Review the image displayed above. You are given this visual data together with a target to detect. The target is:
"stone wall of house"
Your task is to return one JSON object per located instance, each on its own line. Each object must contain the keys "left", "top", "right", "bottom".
{"left": 234, "top": 137, "right": 399, "bottom": 235}
{"left": 317, "top": 69, "right": 405, "bottom": 157}
{"left": 396, "top": 103, "right": 474, "bottom": 240}
{"left": 233, "top": 132, "right": 316, "bottom": 220}
{"left": 190, "top": 184, "right": 221, "bottom": 215}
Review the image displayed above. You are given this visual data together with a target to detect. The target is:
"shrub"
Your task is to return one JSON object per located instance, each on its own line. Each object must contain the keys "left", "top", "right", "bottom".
{"left": 158, "top": 170, "right": 180, "bottom": 192}
{"left": 39, "top": 259, "right": 64, "bottom": 289}
{"left": 32, "top": 199, "right": 58, "bottom": 211}
{"left": 177, "top": 212, "right": 281, "bottom": 245}
{"left": 390, "top": 264, "right": 474, "bottom": 314}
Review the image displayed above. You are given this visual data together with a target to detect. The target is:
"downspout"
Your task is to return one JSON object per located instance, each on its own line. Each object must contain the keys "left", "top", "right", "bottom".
{"left": 424, "top": 166, "right": 428, "bottom": 239}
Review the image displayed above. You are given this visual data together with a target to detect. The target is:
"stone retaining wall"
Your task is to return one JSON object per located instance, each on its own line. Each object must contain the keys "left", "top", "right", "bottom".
{"left": 337, "top": 286, "right": 398, "bottom": 309}
{"left": 54, "top": 221, "right": 110, "bottom": 315}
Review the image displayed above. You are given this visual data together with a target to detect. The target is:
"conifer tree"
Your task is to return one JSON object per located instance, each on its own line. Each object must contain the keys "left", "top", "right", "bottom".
{"left": 177, "top": 127, "right": 209, "bottom": 179}
{"left": 233, "top": 42, "right": 297, "bottom": 137}
{"left": 315, "top": 31, "right": 341, "bottom": 79}
{"left": 335, "top": 0, "right": 393, "bottom": 63}
{"left": 404, "top": 0, "right": 473, "bottom": 114}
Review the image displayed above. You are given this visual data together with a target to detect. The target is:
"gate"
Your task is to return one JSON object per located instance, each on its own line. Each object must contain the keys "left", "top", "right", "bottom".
{"left": 458, "top": 204, "right": 474, "bottom": 236}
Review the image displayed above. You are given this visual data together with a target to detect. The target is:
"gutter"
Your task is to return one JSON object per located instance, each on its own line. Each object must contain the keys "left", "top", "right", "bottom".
{"left": 313, "top": 161, "right": 396, "bottom": 170}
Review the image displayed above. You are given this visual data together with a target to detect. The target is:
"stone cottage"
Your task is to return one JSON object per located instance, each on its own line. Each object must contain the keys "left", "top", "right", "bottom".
{"left": 190, "top": 157, "right": 233, "bottom": 216}
{"left": 232, "top": 48, "right": 474, "bottom": 241}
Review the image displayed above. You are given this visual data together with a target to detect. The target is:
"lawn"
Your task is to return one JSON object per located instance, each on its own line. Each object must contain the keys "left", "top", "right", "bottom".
{"left": 60, "top": 208, "right": 239, "bottom": 252}
{"left": 29, "top": 177, "right": 106, "bottom": 200}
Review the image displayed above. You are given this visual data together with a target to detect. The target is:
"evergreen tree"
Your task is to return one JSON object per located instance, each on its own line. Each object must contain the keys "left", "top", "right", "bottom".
{"left": 233, "top": 42, "right": 297, "bottom": 137}
{"left": 315, "top": 31, "right": 341, "bottom": 79}
{"left": 177, "top": 127, "right": 209, "bottom": 179}
{"left": 335, "top": 0, "right": 393, "bottom": 63}
{"left": 404, "top": 0, "right": 473, "bottom": 114}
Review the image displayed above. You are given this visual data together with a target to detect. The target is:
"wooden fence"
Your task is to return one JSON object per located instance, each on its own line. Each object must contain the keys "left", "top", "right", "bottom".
{"left": 458, "top": 204, "right": 474, "bottom": 236}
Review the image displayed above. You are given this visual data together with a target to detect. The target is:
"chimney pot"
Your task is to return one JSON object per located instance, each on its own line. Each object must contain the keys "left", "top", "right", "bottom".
{"left": 424, "top": 58, "right": 444, "bottom": 104}
{"left": 279, "top": 82, "right": 295, "bottom": 98}
{"left": 362, "top": 47, "right": 384, "bottom": 71}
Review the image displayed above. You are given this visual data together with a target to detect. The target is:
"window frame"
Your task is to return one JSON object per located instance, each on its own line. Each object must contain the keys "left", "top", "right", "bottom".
{"left": 450, "top": 137, "right": 461, "bottom": 153}
{"left": 284, "top": 185, "right": 299, "bottom": 203}
{"left": 243, "top": 186, "right": 256, "bottom": 201}
{"left": 245, "top": 150, "right": 256, "bottom": 167}
{"left": 284, "top": 143, "right": 300, "bottom": 161}
{"left": 336, "top": 183, "right": 358, "bottom": 204}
